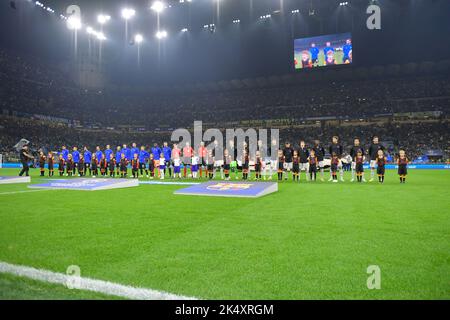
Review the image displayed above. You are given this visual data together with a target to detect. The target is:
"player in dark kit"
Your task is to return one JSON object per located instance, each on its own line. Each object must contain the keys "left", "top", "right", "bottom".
{"left": 292, "top": 151, "right": 300, "bottom": 182}
{"left": 47, "top": 152, "right": 54, "bottom": 177}
{"left": 58, "top": 154, "right": 65, "bottom": 176}
{"left": 277, "top": 150, "right": 285, "bottom": 181}
{"left": 330, "top": 153, "right": 339, "bottom": 182}
{"left": 148, "top": 154, "right": 155, "bottom": 179}
{"left": 397, "top": 150, "right": 409, "bottom": 183}
{"left": 66, "top": 154, "right": 74, "bottom": 176}
{"left": 298, "top": 141, "right": 309, "bottom": 181}
{"left": 283, "top": 142, "right": 294, "bottom": 180}
{"left": 368, "top": 136, "right": 385, "bottom": 182}
{"left": 254, "top": 151, "right": 262, "bottom": 181}
{"left": 38, "top": 151, "right": 46, "bottom": 176}
{"left": 376, "top": 150, "right": 387, "bottom": 183}
{"left": 120, "top": 153, "right": 128, "bottom": 178}
{"left": 206, "top": 150, "right": 214, "bottom": 180}
{"left": 99, "top": 155, "right": 108, "bottom": 177}
{"left": 329, "top": 136, "right": 344, "bottom": 182}
{"left": 91, "top": 154, "right": 99, "bottom": 177}
{"left": 350, "top": 138, "right": 365, "bottom": 182}
{"left": 242, "top": 151, "right": 250, "bottom": 180}
{"left": 223, "top": 149, "right": 232, "bottom": 181}
{"left": 131, "top": 154, "right": 140, "bottom": 179}
{"left": 108, "top": 154, "right": 116, "bottom": 177}
{"left": 355, "top": 151, "right": 364, "bottom": 182}
{"left": 313, "top": 140, "right": 326, "bottom": 181}
{"left": 308, "top": 150, "right": 318, "bottom": 182}
{"left": 78, "top": 155, "right": 85, "bottom": 177}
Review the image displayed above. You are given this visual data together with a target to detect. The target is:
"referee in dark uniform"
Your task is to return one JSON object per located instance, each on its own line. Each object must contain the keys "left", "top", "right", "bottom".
{"left": 19, "top": 145, "right": 34, "bottom": 177}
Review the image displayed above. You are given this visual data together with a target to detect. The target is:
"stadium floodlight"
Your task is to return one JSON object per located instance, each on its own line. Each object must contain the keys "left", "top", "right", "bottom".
{"left": 97, "top": 14, "right": 111, "bottom": 24}
{"left": 232, "top": 19, "right": 240, "bottom": 24}
{"left": 134, "top": 34, "right": 143, "bottom": 44}
{"left": 181, "top": 28, "right": 188, "bottom": 32}
{"left": 339, "top": 2, "right": 349, "bottom": 6}
{"left": 155, "top": 30, "right": 167, "bottom": 39}
{"left": 151, "top": 1, "right": 165, "bottom": 13}
{"left": 96, "top": 32, "right": 107, "bottom": 41}
{"left": 291, "top": 9, "right": 300, "bottom": 14}
{"left": 121, "top": 8, "right": 136, "bottom": 20}
{"left": 67, "top": 15, "right": 82, "bottom": 30}
{"left": 86, "top": 26, "right": 94, "bottom": 34}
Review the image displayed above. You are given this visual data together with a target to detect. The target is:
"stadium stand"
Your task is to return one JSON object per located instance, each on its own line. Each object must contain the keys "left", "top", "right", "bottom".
{"left": 0, "top": 49, "right": 449, "bottom": 162}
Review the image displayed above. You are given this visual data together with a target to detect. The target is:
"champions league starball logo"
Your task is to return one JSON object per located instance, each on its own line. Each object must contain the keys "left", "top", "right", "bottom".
{"left": 207, "top": 183, "right": 253, "bottom": 191}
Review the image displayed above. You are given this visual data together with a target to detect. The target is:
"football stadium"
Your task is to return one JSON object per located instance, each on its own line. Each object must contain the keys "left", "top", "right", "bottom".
{"left": 0, "top": 0, "right": 449, "bottom": 310}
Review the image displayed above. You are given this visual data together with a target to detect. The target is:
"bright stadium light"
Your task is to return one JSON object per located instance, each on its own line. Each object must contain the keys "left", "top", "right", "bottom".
{"left": 67, "top": 15, "right": 82, "bottom": 30}
{"left": 121, "top": 8, "right": 136, "bottom": 20}
{"left": 232, "top": 19, "right": 240, "bottom": 24}
{"left": 155, "top": 30, "right": 167, "bottom": 39}
{"left": 96, "top": 32, "right": 107, "bottom": 41}
{"left": 134, "top": 34, "right": 143, "bottom": 44}
{"left": 86, "top": 26, "right": 94, "bottom": 34}
{"left": 181, "top": 28, "right": 188, "bottom": 32}
{"left": 151, "top": 1, "right": 165, "bottom": 13}
{"left": 97, "top": 14, "right": 111, "bottom": 24}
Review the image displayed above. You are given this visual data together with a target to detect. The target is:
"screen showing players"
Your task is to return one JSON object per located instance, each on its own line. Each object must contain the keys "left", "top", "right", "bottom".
{"left": 294, "top": 32, "right": 352, "bottom": 69}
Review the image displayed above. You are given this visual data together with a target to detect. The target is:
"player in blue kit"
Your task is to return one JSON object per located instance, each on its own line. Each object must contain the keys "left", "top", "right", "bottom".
{"left": 72, "top": 147, "right": 80, "bottom": 176}
{"left": 104, "top": 145, "right": 113, "bottom": 164}
{"left": 61, "top": 145, "right": 69, "bottom": 161}
{"left": 139, "top": 146, "right": 149, "bottom": 177}
{"left": 122, "top": 144, "right": 131, "bottom": 162}
{"left": 130, "top": 143, "right": 139, "bottom": 161}
{"left": 115, "top": 146, "right": 122, "bottom": 176}
{"left": 343, "top": 39, "right": 352, "bottom": 64}
{"left": 95, "top": 146, "right": 103, "bottom": 165}
{"left": 83, "top": 146, "right": 92, "bottom": 176}
{"left": 151, "top": 143, "right": 162, "bottom": 177}
{"left": 309, "top": 43, "right": 319, "bottom": 66}
{"left": 162, "top": 142, "right": 172, "bottom": 178}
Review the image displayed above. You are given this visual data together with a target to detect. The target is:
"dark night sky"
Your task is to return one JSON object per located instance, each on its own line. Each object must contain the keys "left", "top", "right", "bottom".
{"left": 1, "top": 0, "right": 449, "bottom": 86}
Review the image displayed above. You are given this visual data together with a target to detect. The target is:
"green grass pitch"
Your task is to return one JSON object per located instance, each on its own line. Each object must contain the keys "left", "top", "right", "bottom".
{"left": 0, "top": 168, "right": 448, "bottom": 300}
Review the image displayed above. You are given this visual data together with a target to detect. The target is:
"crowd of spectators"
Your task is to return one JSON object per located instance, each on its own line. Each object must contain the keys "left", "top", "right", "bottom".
{"left": 0, "top": 49, "right": 448, "bottom": 162}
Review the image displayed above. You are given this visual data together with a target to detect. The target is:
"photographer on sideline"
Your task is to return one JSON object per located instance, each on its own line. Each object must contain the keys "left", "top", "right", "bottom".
{"left": 19, "top": 145, "right": 34, "bottom": 177}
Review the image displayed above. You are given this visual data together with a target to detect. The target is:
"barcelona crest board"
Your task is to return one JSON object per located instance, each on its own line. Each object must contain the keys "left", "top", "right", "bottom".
{"left": 174, "top": 181, "right": 278, "bottom": 198}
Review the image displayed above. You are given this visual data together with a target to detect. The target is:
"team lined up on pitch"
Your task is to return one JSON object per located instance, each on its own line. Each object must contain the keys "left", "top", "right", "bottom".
{"left": 31, "top": 136, "right": 409, "bottom": 184}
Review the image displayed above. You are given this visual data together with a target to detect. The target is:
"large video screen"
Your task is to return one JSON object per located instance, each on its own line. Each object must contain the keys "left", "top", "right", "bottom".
{"left": 294, "top": 32, "right": 352, "bottom": 69}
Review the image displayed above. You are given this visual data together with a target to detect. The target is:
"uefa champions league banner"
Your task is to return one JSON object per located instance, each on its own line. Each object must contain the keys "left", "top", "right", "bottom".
{"left": 29, "top": 178, "right": 139, "bottom": 191}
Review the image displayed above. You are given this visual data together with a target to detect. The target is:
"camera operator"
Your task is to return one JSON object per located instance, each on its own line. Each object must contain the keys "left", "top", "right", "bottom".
{"left": 19, "top": 145, "right": 34, "bottom": 177}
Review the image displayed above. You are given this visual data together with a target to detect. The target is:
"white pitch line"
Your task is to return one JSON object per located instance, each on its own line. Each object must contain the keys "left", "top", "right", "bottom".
{"left": 0, "top": 261, "right": 197, "bottom": 300}
{"left": 0, "top": 189, "right": 53, "bottom": 196}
